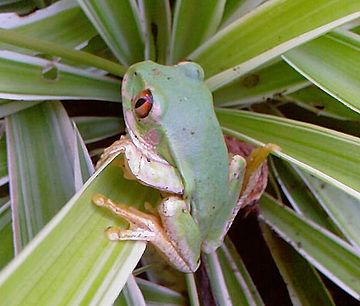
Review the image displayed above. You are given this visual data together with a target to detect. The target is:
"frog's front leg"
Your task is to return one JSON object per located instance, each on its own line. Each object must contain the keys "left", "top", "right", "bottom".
{"left": 92, "top": 194, "right": 200, "bottom": 273}
{"left": 95, "top": 135, "right": 183, "bottom": 194}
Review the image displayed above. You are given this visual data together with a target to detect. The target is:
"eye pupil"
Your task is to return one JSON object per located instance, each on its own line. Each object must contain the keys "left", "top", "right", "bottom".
{"left": 133, "top": 89, "right": 153, "bottom": 118}
{"left": 135, "top": 98, "right": 146, "bottom": 109}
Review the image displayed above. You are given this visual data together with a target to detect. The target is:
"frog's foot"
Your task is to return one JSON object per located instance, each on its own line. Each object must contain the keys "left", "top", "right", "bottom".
{"left": 240, "top": 143, "right": 279, "bottom": 207}
{"left": 92, "top": 193, "right": 196, "bottom": 273}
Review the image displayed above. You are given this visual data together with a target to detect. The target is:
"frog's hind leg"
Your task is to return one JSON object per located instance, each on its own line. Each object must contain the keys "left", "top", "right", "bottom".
{"left": 92, "top": 193, "right": 196, "bottom": 273}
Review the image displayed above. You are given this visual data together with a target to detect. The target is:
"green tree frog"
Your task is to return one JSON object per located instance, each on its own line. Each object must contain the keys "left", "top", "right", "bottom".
{"left": 93, "top": 61, "right": 274, "bottom": 273}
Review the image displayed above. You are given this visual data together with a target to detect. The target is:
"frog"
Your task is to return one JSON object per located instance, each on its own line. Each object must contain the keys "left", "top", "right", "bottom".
{"left": 92, "top": 61, "right": 274, "bottom": 273}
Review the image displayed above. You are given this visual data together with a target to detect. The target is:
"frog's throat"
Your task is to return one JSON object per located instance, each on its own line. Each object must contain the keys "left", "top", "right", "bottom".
{"left": 126, "top": 126, "right": 165, "bottom": 163}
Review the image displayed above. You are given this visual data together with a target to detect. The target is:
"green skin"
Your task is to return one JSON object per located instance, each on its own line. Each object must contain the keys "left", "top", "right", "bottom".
{"left": 96, "top": 61, "right": 246, "bottom": 272}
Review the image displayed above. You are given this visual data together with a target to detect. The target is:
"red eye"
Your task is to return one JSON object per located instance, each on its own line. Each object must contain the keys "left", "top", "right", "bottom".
{"left": 134, "top": 89, "right": 153, "bottom": 118}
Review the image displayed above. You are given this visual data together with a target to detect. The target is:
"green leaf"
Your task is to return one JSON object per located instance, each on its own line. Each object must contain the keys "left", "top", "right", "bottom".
{"left": 77, "top": 0, "right": 144, "bottom": 65}
{"left": 136, "top": 278, "right": 185, "bottom": 306}
{"left": 271, "top": 158, "right": 342, "bottom": 236}
{"left": 169, "top": 0, "right": 226, "bottom": 63}
{"left": 297, "top": 170, "right": 360, "bottom": 250}
{"left": 0, "top": 100, "right": 42, "bottom": 117}
{"left": 0, "top": 28, "right": 126, "bottom": 77}
{"left": 259, "top": 194, "right": 360, "bottom": 299}
{"left": 283, "top": 30, "right": 360, "bottom": 114}
{"left": 216, "top": 109, "right": 360, "bottom": 198}
{"left": 115, "top": 276, "right": 146, "bottom": 306}
{"left": 204, "top": 238, "right": 264, "bottom": 306}
{"left": 188, "top": 0, "right": 360, "bottom": 90}
{"left": 74, "top": 125, "right": 94, "bottom": 185}
{"left": 0, "top": 126, "right": 7, "bottom": 183}
{"left": 73, "top": 116, "right": 124, "bottom": 144}
{"left": 6, "top": 102, "right": 80, "bottom": 249}
{"left": 285, "top": 86, "right": 360, "bottom": 120}
{"left": 260, "top": 221, "right": 335, "bottom": 306}
{"left": 185, "top": 274, "right": 200, "bottom": 306}
{"left": 0, "top": 51, "right": 121, "bottom": 101}
{"left": 0, "top": 155, "right": 159, "bottom": 305}
{"left": 212, "top": 59, "right": 308, "bottom": 106}
{"left": 0, "top": 200, "right": 13, "bottom": 270}
{"left": 138, "top": 0, "right": 171, "bottom": 64}
{"left": 0, "top": 0, "right": 97, "bottom": 51}
{"left": 0, "top": 0, "right": 35, "bottom": 15}
{"left": 32, "top": 0, "right": 45, "bottom": 9}
{"left": 220, "top": 0, "right": 264, "bottom": 29}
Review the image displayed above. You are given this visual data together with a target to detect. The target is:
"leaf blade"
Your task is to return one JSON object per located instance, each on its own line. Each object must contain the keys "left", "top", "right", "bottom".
{"left": 260, "top": 221, "right": 335, "bottom": 306}
{"left": 0, "top": 0, "right": 97, "bottom": 50}
{"left": 259, "top": 194, "right": 360, "bottom": 299}
{"left": 283, "top": 30, "right": 360, "bottom": 114}
{"left": 216, "top": 109, "right": 360, "bottom": 198}
{"left": 189, "top": 0, "right": 360, "bottom": 90}
{"left": 77, "top": 0, "right": 144, "bottom": 65}
{"left": 0, "top": 157, "right": 158, "bottom": 305}
{"left": 169, "top": 0, "right": 226, "bottom": 63}
{"left": 0, "top": 51, "right": 121, "bottom": 101}
{"left": 212, "top": 59, "right": 308, "bottom": 106}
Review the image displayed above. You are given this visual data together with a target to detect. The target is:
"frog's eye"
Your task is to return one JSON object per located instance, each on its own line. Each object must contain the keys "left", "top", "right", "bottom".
{"left": 134, "top": 89, "right": 153, "bottom": 118}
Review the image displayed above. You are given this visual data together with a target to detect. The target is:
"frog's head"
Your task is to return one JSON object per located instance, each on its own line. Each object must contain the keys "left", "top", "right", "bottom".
{"left": 121, "top": 60, "right": 207, "bottom": 165}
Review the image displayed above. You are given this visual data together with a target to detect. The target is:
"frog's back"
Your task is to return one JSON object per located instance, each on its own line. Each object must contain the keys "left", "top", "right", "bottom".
{"left": 137, "top": 62, "right": 231, "bottom": 238}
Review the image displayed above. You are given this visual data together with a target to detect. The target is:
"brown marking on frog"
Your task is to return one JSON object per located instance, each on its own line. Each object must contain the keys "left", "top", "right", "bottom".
{"left": 144, "top": 128, "right": 160, "bottom": 146}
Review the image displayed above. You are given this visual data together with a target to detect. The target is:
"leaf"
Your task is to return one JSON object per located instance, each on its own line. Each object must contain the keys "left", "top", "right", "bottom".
{"left": 74, "top": 125, "right": 94, "bottom": 185}
{"left": 0, "top": 125, "right": 7, "bottom": 183}
{"left": 135, "top": 278, "right": 185, "bottom": 306}
{"left": 296, "top": 169, "right": 360, "bottom": 250}
{"left": 212, "top": 59, "right": 308, "bottom": 106}
{"left": 115, "top": 275, "right": 146, "bottom": 306}
{"left": 260, "top": 221, "right": 335, "bottom": 306}
{"left": 73, "top": 116, "right": 124, "bottom": 144}
{"left": 203, "top": 238, "right": 264, "bottom": 305}
{"left": 0, "top": 0, "right": 35, "bottom": 15}
{"left": 188, "top": 0, "right": 360, "bottom": 90}
{"left": 185, "top": 273, "right": 200, "bottom": 306}
{"left": 0, "top": 28, "right": 126, "bottom": 77}
{"left": 0, "top": 100, "right": 42, "bottom": 117}
{"left": 0, "top": 154, "right": 159, "bottom": 305}
{"left": 0, "top": 199, "right": 13, "bottom": 269}
{"left": 285, "top": 86, "right": 360, "bottom": 120}
{"left": 220, "top": 0, "right": 264, "bottom": 29}
{"left": 216, "top": 109, "right": 360, "bottom": 198}
{"left": 0, "top": 0, "right": 97, "bottom": 51}
{"left": 6, "top": 102, "right": 82, "bottom": 249}
{"left": 271, "top": 158, "right": 342, "bottom": 236}
{"left": 283, "top": 30, "right": 360, "bottom": 114}
{"left": 259, "top": 193, "right": 360, "bottom": 300}
{"left": 169, "top": 0, "right": 226, "bottom": 63}
{"left": 77, "top": 0, "right": 144, "bottom": 65}
{"left": 0, "top": 51, "right": 121, "bottom": 101}
{"left": 138, "top": 0, "right": 171, "bottom": 64}
{"left": 32, "top": 0, "right": 45, "bottom": 9}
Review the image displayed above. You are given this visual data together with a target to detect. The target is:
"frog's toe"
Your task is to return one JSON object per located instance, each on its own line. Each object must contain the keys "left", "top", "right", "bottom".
{"left": 92, "top": 193, "right": 107, "bottom": 207}
{"left": 105, "top": 226, "right": 121, "bottom": 240}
